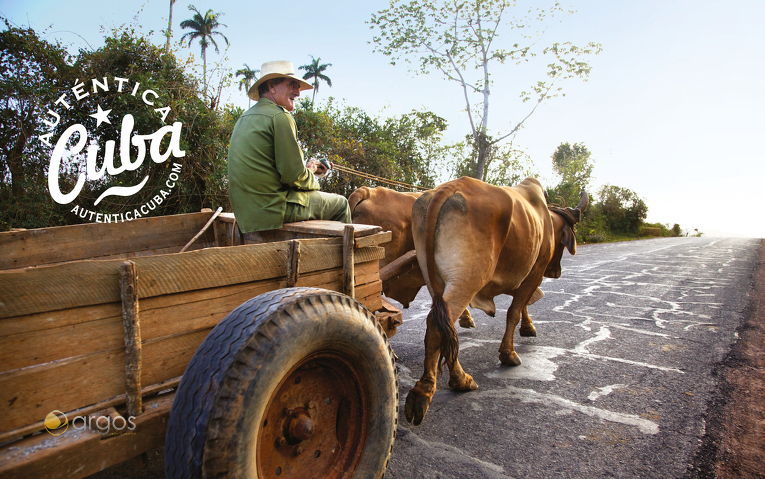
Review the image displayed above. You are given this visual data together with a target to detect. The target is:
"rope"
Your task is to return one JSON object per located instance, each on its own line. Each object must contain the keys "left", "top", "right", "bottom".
{"left": 330, "top": 164, "right": 429, "bottom": 192}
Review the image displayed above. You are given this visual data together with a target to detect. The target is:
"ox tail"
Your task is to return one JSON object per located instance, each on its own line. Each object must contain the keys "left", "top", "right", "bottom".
{"left": 422, "top": 183, "right": 460, "bottom": 373}
{"left": 347, "top": 187, "right": 371, "bottom": 217}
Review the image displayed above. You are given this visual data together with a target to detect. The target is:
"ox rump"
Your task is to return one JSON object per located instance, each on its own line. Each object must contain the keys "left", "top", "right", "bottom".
{"left": 405, "top": 176, "right": 588, "bottom": 425}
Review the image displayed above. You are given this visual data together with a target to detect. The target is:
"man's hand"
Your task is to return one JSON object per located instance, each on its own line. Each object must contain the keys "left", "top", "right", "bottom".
{"left": 306, "top": 159, "right": 332, "bottom": 178}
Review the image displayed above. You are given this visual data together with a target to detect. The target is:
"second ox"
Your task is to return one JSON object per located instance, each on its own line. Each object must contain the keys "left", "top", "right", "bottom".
{"left": 405, "top": 176, "right": 587, "bottom": 425}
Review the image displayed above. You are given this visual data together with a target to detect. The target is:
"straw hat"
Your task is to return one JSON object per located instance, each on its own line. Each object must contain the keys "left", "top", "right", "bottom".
{"left": 248, "top": 61, "right": 314, "bottom": 101}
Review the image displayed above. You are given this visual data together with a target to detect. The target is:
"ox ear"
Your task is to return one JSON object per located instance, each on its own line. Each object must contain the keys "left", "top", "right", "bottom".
{"left": 562, "top": 224, "right": 577, "bottom": 255}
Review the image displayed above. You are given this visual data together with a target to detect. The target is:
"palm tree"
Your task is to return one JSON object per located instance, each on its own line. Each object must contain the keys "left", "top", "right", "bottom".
{"left": 165, "top": 0, "right": 177, "bottom": 53}
{"left": 180, "top": 5, "right": 229, "bottom": 95}
{"left": 236, "top": 64, "right": 259, "bottom": 107}
{"left": 299, "top": 55, "right": 333, "bottom": 105}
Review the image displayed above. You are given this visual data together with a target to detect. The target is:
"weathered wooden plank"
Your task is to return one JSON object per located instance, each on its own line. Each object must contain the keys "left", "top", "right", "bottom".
{"left": 0, "top": 346, "right": 127, "bottom": 433}
{"left": 357, "top": 288, "right": 383, "bottom": 314}
{"left": 0, "top": 329, "right": 208, "bottom": 434}
{"left": 343, "top": 225, "right": 355, "bottom": 298}
{"left": 136, "top": 241, "right": 382, "bottom": 299}
{"left": 0, "top": 304, "right": 123, "bottom": 371}
{"left": 217, "top": 212, "right": 236, "bottom": 223}
{"left": 0, "top": 376, "right": 180, "bottom": 446}
{"left": 138, "top": 279, "right": 285, "bottom": 342}
{"left": 0, "top": 392, "right": 174, "bottom": 479}
{"left": 0, "top": 212, "right": 216, "bottom": 270}
{"left": 0, "top": 237, "right": 384, "bottom": 320}
{"left": 0, "top": 267, "right": 371, "bottom": 372}
{"left": 286, "top": 240, "right": 300, "bottom": 287}
{"left": 141, "top": 329, "right": 213, "bottom": 387}
{"left": 356, "top": 280, "right": 382, "bottom": 305}
{"left": 298, "top": 243, "right": 384, "bottom": 275}
{"left": 212, "top": 217, "right": 228, "bottom": 247}
{"left": 0, "top": 261, "right": 122, "bottom": 319}
{"left": 282, "top": 220, "right": 381, "bottom": 237}
{"left": 355, "top": 231, "right": 392, "bottom": 249}
{"left": 134, "top": 242, "right": 289, "bottom": 299}
{"left": 120, "top": 261, "right": 142, "bottom": 417}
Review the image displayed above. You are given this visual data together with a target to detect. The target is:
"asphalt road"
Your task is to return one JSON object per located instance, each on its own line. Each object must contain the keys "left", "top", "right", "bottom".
{"left": 384, "top": 237, "right": 760, "bottom": 479}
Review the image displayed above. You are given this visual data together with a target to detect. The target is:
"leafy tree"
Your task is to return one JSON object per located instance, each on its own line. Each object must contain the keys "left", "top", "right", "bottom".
{"left": 299, "top": 55, "right": 332, "bottom": 106}
{"left": 370, "top": 0, "right": 601, "bottom": 180}
{"left": 551, "top": 142, "right": 593, "bottom": 192}
{"left": 597, "top": 184, "right": 647, "bottom": 235}
{"left": 547, "top": 141, "right": 594, "bottom": 208}
{"left": 450, "top": 136, "right": 537, "bottom": 186}
{"left": 0, "top": 19, "right": 75, "bottom": 199}
{"left": 293, "top": 98, "right": 445, "bottom": 196}
{"left": 179, "top": 5, "right": 229, "bottom": 95}
{"left": 236, "top": 63, "right": 259, "bottom": 107}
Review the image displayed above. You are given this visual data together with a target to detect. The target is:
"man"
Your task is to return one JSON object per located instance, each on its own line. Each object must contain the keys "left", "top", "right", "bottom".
{"left": 227, "top": 60, "right": 351, "bottom": 233}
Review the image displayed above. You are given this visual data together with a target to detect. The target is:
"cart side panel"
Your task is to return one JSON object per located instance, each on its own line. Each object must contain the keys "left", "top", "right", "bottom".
{"left": 0, "top": 241, "right": 385, "bottom": 438}
{"left": 0, "top": 212, "right": 218, "bottom": 271}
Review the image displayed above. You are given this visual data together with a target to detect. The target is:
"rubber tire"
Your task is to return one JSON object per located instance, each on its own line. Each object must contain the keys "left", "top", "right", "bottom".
{"left": 164, "top": 287, "right": 398, "bottom": 479}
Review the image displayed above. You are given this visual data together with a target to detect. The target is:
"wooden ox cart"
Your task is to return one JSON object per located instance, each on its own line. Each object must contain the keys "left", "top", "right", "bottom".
{"left": 0, "top": 210, "right": 403, "bottom": 478}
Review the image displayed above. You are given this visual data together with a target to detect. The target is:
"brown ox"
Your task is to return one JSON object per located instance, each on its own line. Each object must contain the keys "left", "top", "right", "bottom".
{"left": 349, "top": 186, "right": 546, "bottom": 330}
{"left": 405, "top": 176, "right": 587, "bottom": 425}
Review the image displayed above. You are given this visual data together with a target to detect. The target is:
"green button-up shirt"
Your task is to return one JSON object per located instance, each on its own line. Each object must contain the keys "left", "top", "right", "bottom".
{"left": 227, "top": 98, "right": 319, "bottom": 232}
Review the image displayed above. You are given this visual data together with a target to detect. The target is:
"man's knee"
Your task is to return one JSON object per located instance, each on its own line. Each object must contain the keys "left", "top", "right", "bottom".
{"left": 322, "top": 192, "right": 351, "bottom": 223}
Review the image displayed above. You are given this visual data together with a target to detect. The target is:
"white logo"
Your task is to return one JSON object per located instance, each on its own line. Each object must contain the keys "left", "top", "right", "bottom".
{"left": 39, "top": 76, "right": 186, "bottom": 223}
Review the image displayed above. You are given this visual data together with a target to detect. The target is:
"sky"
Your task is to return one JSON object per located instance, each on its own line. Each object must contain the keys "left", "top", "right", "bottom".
{"left": 2, "top": 0, "right": 764, "bottom": 237}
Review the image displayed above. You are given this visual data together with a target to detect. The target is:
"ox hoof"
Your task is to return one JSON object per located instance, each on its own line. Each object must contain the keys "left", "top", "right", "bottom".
{"left": 458, "top": 316, "right": 476, "bottom": 329}
{"left": 520, "top": 325, "right": 537, "bottom": 337}
{"left": 449, "top": 374, "right": 478, "bottom": 391}
{"left": 405, "top": 389, "right": 432, "bottom": 426}
{"left": 499, "top": 350, "right": 522, "bottom": 366}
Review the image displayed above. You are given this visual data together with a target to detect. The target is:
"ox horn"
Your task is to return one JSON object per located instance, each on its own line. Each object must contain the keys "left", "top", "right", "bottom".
{"left": 576, "top": 191, "right": 589, "bottom": 213}
{"left": 566, "top": 191, "right": 589, "bottom": 224}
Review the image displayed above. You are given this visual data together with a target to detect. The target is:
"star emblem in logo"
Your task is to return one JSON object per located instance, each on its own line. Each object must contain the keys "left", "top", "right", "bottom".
{"left": 90, "top": 104, "right": 112, "bottom": 127}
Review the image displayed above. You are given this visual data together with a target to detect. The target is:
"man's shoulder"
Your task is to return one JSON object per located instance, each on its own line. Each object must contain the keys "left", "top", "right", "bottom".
{"left": 245, "top": 99, "right": 290, "bottom": 118}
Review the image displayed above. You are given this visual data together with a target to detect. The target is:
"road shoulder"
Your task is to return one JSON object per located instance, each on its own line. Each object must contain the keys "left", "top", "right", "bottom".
{"left": 691, "top": 238, "right": 765, "bottom": 478}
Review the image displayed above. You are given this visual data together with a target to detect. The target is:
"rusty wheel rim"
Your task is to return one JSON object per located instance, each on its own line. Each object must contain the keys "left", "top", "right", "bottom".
{"left": 257, "top": 351, "right": 368, "bottom": 479}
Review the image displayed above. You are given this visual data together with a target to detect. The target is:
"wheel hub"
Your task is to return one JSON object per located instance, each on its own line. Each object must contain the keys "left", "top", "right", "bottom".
{"left": 257, "top": 352, "right": 368, "bottom": 479}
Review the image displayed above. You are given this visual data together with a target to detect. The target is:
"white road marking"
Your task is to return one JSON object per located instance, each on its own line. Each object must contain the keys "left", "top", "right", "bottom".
{"left": 588, "top": 384, "right": 628, "bottom": 401}
{"left": 474, "top": 386, "right": 659, "bottom": 435}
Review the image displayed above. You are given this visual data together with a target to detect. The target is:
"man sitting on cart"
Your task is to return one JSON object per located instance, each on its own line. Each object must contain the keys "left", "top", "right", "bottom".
{"left": 227, "top": 60, "right": 351, "bottom": 233}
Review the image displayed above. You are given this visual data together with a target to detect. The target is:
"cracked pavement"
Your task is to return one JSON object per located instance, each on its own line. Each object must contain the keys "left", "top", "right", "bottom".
{"left": 385, "top": 237, "right": 760, "bottom": 479}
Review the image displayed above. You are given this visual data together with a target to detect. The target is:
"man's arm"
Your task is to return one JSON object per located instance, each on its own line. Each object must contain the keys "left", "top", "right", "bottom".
{"left": 273, "top": 112, "right": 319, "bottom": 191}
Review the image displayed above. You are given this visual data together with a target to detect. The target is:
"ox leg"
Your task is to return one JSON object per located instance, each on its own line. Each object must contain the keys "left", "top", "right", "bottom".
{"left": 405, "top": 311, "right": 441, "bottom": 426}
{"left": 447, "top": 357, "right": 478, "bottom": 391}
{"left": 499, "top": 299, "right": 525, "bottom": 366}
{"left": 458, "top": 308, "right": 475, "bottom": 329}
{"left": 519, "top": 306, "right": 537, "bottom": 337}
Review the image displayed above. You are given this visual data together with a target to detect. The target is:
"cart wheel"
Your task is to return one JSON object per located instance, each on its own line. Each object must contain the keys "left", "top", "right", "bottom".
{"left": 165, "top": 288, "right": 398, "bottom": 479}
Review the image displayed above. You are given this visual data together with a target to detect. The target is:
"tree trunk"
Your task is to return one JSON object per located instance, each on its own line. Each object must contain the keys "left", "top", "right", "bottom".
{"left": 474, "top": 132, "right": 490, "bottom": 181}
{"left": 8, "top": 134, "right": 27, "bottom": 198}
{"left": 165, "top": 0, "right": 175, "bottom": 53}
{"left": 202, "top": 46, "right": 207, "bottom": 96}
